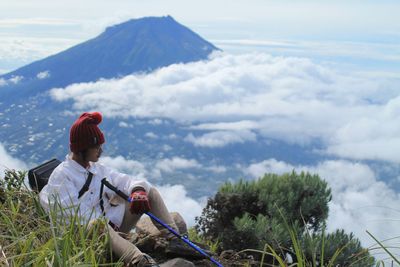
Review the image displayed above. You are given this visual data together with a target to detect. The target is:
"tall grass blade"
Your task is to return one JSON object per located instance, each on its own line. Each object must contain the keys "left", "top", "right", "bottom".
{"left": 367, "top": 231, "right": 400, "bottom": 266}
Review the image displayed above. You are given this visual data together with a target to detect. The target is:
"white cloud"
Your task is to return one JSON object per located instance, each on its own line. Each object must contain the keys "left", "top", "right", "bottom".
{"left": 162, "top": 144, "right": 172, "bottom": 151}
{"left": 156, "top": 157, "right": 202, "bottom": 173}
{"left": 327, "top": 139, "right": 400, "bottom": 163}
{"left": 118, "top": 121, "right": 130, "bottom": 128}
{"left": 148, "top": 118, "right": 163, "bottom": 125}
{"left": 206, "top": 165, "right": 227, "bottom": 173}
{"left": 0, "top": 78, "right": 7, "bottom": 86}
{"left": 189, "top": 120, "right": 259, "bottom": 131}
{"left": 156, "top": 184, "right": 203, "bottom": 226}
{"left": 145, "top": 132, "right": 158, "bottom": 139}
{"left": 214, "top": 38, "right": 400, "bottom": 62}
{"left": 0, "top": 69, "right": 10, "bottom": 75}
{"left": 101, "top": 155, "right": 202, "bottom": 181}
{"left": 0, "top": 143, "right": 27, "bottom": 176}
{"left": 36, "top": 70, "right": 50, "bottom": 79}
{"left": 0, "top": 74, "right": 42, "bottom": 86}
{"left": 245, "top": 158, "right": 294, "bottom": 178}
{"left": 185, "top": 130, "right": 256, "bottom": 147}
{"left": 99, "top": 156, "right": 148, "bottom": 180}
{"left": 9, "top": 75, "right": 23, "bottom": 84}
{"left": 50, "top": 53, "right": 400, "bottom": 162}
{"left": 168, "top": 134, "right": 178, "bottom": 140}
{"left": 327, "top": 100, "right": 400, "bottom": 162}
{"left": 245, "top": 158, "right": 400, "bottom": 253}
{"left": 0, "top": 36, "right": 82, "bottom": 71}
{"left": 0, "top": 18, "right": 80, "bottom": 27}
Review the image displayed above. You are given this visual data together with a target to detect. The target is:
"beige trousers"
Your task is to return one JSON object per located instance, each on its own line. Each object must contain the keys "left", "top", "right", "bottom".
{"left": 108, "top": 187, "right": 178, "bottom": 265}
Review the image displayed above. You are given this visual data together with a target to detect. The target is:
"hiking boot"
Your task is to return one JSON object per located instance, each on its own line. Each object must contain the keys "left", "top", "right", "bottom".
{"left": 132, "top": 253, "right": 159, "bottom": 267}
{"left": 165, "top": 237, "right": 205, "bottom": 259}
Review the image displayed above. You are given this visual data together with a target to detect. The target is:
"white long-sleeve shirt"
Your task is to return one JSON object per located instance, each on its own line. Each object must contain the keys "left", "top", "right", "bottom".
{"left": 39, "top": 154, "right": 152, "bottom": 227}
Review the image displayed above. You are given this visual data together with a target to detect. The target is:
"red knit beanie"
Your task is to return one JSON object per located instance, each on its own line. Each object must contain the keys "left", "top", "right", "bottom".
{"left": 70, "top": 112, "right": 105, "bottom": 153}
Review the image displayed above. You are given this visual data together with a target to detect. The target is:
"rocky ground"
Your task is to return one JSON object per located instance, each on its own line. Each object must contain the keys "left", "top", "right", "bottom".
{"left": 133, "top": 212, "right": 260, "bottom": 267}
{"left": 133, "top": 233, "right": 257, "bottom": 267}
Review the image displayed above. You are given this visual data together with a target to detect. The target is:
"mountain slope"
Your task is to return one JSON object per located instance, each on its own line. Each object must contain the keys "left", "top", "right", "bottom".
{"left": 0, "top": 16, "right": 219, "bottom": 98}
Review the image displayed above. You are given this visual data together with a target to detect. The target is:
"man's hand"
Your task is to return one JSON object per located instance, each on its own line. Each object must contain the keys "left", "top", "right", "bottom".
{"left": 129, "top": 190, "right": 151, "bottom": 214}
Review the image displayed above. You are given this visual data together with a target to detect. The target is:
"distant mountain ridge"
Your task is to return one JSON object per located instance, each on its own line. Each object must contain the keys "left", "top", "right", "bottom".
{"left": 0, "top": 16, "right": 219, "bottom": 98}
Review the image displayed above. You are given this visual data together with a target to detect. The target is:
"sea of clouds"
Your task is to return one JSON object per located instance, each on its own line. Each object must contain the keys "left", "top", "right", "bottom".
{"left": 50, "top": 52, "right": 400, "bottom": 162}
{"left": 2, "top": 52, "right": 400, "bottom": 253}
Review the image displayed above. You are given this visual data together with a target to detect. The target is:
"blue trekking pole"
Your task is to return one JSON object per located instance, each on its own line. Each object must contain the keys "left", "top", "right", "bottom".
{"left": 101, "top": 179, "right": 224, "bottom": 267}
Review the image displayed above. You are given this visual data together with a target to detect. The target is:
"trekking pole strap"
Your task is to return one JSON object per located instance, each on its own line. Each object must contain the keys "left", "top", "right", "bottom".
{"left": 101, "top": 178, "right": 129, "bottom": 200}
{"left": 100, "top": 178, "right": 224, "bottom": 267}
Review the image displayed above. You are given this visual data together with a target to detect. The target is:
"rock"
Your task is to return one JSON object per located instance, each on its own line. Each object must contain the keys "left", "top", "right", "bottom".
{"left": 220, "top": 250, "right": 242, "bottom": 262}
{"left": 134, "top": 235, "right": 157, "bottom": 252}
{"left": 135, "top": 233, "right": 206, "bottom": 260}
{"left": 220, "top": 250, "right": 235, "bottom": 259}
{"left": 160, "top": 258, "right": 195, "bottom": 267}
{"left": 164, "top": 239, "right": 205, "bottom": 259}
{"left": 135, "top": 217, "right": 158, "bottom": 235}
{"left": 219, "top": 250, "right": 259, "bottom": 266}
{"left": 136, "top": 212, "right": 188, "bottom": 236}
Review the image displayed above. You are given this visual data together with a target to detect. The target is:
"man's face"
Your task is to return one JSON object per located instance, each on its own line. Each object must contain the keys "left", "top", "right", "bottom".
{"left": 86, "top": 144, "right": 103, "bottom": 162}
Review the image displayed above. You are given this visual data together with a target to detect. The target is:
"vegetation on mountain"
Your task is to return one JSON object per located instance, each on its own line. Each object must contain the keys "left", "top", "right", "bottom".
{"left": 0, "top": 169, "right": 395, "bottom": 266}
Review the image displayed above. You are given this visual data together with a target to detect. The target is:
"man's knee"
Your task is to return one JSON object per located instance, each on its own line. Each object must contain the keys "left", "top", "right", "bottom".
{"left": 148, "top": 186, "right": 164, "bottom": 203}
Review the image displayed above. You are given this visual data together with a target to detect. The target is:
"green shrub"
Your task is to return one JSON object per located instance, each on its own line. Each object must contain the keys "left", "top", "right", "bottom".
{"left": 196, "top": 171, "right": 375, "bottom": 266}
{"left": 196, "top": 171, "right": 331, "bottom": 251}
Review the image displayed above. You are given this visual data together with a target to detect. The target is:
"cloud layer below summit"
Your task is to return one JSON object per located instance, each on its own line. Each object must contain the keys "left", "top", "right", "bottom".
{"left": 50, "top": 52, "right": 400, "bottom": 163}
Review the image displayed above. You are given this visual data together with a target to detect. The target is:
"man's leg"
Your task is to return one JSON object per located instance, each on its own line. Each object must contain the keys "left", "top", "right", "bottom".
{"left": 147, "top": 187, "right": 179, "bottom": 238}
{"left": 108, "top": 224, "right": 144, "bottom": 265}
{"left": 119, "top": 187, "right": 178, "bottom": 238}
{"left": 119, "top": 204, "right": 143, "bottom": 235}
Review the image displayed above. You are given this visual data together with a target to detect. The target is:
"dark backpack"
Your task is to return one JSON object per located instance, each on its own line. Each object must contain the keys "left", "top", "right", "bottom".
{"left": 28, "top": 158, "right": 94, "bottom": 199}
{"left": 28, "top": 158, "right": 61, "bottom": 192}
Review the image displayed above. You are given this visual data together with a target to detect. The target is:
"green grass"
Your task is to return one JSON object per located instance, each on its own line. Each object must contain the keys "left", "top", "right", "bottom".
{"left": 188, "top": 227, "right": 220, "bottom": 254}
{"left": 366, "top": 231, "right": 400, "bottom": 267}
{"left": 0, "top": 170, "right": 120, "bottom": 266}
{"left": 238, "top": 231, "right": 351, "bottom": 267}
